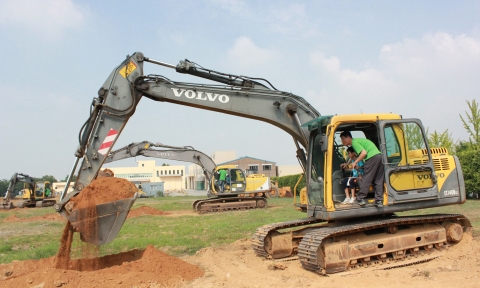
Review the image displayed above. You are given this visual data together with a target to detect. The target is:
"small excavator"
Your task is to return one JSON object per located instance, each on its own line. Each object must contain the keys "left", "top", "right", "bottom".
{"left": 55, "top": 52, "right": 470, "bottom": 274}
{"left": 102, "top": 141, "right": 277, "bottom": 213}
{"left": 1, "top": 173, "right": 56, "bottom": 209}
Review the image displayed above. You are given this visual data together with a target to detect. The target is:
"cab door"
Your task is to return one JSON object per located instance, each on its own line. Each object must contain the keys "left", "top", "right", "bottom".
{"left": 227, "top": 168, "right": 246, "bottom": 193}
{"left": 378, "top": 119, "right": 439, "bottom": 203}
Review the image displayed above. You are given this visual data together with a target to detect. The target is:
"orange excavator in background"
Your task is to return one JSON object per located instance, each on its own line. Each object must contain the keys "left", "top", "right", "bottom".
{"left": 54, "top": 52, "right": 470, "bottom": 274}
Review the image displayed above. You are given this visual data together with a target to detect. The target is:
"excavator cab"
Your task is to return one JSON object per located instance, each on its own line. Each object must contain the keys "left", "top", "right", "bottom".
{"left": 304, "top": 114, "right": 464, "bottom": 219}
{"left": 212, "top": 166, "right": 247, "bottom": 194}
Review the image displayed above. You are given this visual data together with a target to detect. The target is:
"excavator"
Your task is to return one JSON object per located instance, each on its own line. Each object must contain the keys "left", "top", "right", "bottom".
{"left": 54, "top": 52, "right": 470, "bottom": 274}
{"left": 1, "top": 173, "right": 57, "bottom": 209}
{"left": 102, "top": 141, "right": 276, "bottom": 213}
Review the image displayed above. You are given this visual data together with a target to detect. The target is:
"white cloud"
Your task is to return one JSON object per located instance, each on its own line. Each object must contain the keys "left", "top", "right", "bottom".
{"left": 309, "top": 52, "right": 397, "bottom": 106}
{"left": 227, "top": 36, "right": 279, "bottom": 69}
{"left": 307, "top": 32, "right": 480, "bottom": 141}
{"left": 0, "top": 0, "right": 86, "bottom": 39}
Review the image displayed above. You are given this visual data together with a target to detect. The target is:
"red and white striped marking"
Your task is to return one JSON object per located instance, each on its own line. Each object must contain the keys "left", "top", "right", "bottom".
{"left": 98, "top": 129, "right": 118, "bottom": 155}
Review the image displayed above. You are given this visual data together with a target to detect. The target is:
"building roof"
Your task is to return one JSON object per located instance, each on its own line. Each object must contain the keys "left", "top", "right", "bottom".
{"left": 218, "top": 156, "right": 276, "bottom": 166}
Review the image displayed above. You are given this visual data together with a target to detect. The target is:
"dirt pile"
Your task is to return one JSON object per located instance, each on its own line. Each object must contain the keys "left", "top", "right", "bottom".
{"left": 56, "top": 177, "right": 138, "bottom": 269}
{"left": 67, "top": 177, "right": 137, "bottom": 210}
{"left": 128, "top": 206, "right": 171, "bottom": 218}
{"left": 184, "top": 234, "right": 480, "bottom": 288}
{"left": 0, "top": 245, "right": 204, "bottom": 287}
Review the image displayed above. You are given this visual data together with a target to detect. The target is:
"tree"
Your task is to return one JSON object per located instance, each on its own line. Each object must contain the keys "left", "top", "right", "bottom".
{"left": 428, "top": 129, "right": 456, "bottom": 154}
{"left": 36, "top": 175, "right": 58, "bottom": 183}
{"left": 161, "top": 163, "right": 170, "bottom": 166}
{"left": 457, "top": 99, "right": 480, "bottom": 194}
{"left": 0, "top": 179, "right": 9, "bottom": 197}
{"left": 459, "top": 99, "right": 480, "bottom": 149}
{"left": 405, "top": 123, "right": 428, "bottom": 150}
{"left": 62, "top": 175, "right": 77, "bottom": 182}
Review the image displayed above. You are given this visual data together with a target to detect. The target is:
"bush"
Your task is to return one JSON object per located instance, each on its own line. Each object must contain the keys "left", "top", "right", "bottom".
{"left": 271, "top": 174, "right": 305, "bottom": 195}
{"left": 156, "top": 191, "right": 164, "bottom": 197}
{"left": 457, "top": 149, "right": 480, "bottom": 195}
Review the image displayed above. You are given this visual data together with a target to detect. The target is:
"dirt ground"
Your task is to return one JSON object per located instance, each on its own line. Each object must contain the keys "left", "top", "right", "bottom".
{"left": 1, "top": 204, "right": 479, "bottom": 288}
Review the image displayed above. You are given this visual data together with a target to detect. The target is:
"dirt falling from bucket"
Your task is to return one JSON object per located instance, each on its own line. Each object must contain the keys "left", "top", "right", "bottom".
{"left": 54, "top": 221, "right": 74, "bottom": 269}
{"left": 55, "top": 177, "right": 137, "bottom": 270}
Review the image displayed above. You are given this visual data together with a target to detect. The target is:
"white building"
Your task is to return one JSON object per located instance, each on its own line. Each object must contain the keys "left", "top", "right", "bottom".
{"left": 108, "top": 160, "right": 186, "bottom": 192}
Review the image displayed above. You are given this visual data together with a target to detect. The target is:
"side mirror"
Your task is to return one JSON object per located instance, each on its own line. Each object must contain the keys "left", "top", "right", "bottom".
{"left": 319, "top": 135, "right": 328, "bottom": 152}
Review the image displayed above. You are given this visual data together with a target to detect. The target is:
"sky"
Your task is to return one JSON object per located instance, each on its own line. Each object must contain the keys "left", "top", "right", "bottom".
{"left": 0, "top": 0, "right": 479, "bottom": 180}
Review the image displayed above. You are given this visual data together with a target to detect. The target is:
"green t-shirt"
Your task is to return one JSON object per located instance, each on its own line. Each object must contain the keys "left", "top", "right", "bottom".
{"left": 351, "top": 138, "right": 381, "bottom": 161}
{"left": 218, "top": 169, "right": 227, "bottom": 181}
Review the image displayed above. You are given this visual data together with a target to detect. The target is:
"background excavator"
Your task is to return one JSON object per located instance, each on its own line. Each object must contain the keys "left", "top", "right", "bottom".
{"left": 102, "top": 141, "right": 278, "bottom": 213}
{"left": 1, "top": 173, "right": 56, "bottom": 209}
{"left": 54, "top": 52, "right": 470, "bottom": 274}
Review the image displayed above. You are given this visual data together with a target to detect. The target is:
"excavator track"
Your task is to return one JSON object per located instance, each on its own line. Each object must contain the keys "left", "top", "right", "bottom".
{"left": 193, "top": 196, "right": 268, "bottom": 214}
{"left": 297, "top": 214, "right": 471, "bottom": 274}
{"left": 252, "top": 218, "right": 324, "bottom": 258}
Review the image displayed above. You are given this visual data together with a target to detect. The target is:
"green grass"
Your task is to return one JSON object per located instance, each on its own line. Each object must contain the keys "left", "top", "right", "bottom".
{"left": 0, "top": 197, "right": 479, "bottom": 264}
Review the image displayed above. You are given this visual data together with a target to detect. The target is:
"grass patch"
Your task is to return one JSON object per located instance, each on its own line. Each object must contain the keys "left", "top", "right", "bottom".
{"left": 0, "top": 197, "right": 478, "bottom": 264}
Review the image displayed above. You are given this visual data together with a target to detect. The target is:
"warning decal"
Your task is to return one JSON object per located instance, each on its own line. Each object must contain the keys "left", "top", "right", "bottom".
{"left": 98, "top": 129, "right": 118, "bottom": 155}
{"left": 119, "top": 61, "right": 137, "bottom": 78}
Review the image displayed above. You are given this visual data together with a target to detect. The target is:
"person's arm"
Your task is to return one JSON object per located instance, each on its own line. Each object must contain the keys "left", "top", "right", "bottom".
{"left": 340, "top": 157, "right": 352, "bottom": 169}
{"left": 352, "top": 150, "right": 367, "bottom": 168}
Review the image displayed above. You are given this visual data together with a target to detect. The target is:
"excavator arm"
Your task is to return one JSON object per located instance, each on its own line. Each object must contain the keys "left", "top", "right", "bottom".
{"left": 55, "top": 52, "right": 320, "bottom": 245}
{"left": 104, "top": 141, "right": 216, "bottom": 183}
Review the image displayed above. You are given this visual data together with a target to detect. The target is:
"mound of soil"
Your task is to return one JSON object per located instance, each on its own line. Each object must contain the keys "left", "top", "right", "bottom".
{"left": 0, "top": 245, "right": 204, "bottom": 287}
{"left": 56, "top": 177, "right": 138, "bottom": 270}
{"left": 127, "top": 206, "right": 171, "bottom": 218}
{"left": 68, "top": 177, "right": 137, "bottom": 210}
{"left": 184, "top": 233, "right": 480, "bottom": 288}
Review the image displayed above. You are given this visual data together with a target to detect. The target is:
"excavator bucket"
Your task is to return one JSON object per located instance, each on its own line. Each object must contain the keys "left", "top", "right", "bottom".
{"left": 67, "top": 194, "right": 137, "bottom": 245}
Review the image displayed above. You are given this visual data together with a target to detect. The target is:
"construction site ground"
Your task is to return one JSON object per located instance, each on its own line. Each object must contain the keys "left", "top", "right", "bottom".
{"left": 1, "top": 196, "right": 479, "bottom": 288}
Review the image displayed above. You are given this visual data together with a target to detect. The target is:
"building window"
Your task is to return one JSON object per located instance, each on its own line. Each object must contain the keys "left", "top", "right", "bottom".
{"left": 142, "top": 164, "right": 144, "bottom": 167}
{"left": 169, "top": 170, "right": 171, "bottom": 175}
{"left": 156, "top": 171, "right": 159, "bottom": 176}
{"left": 249, "top": 165, "right": 258, "bottom": 171}
{"left": 177, "top": 170, "right": 179, "bottom": 174}
{"left": 263, "top": 164, "right": 272, "bottom": 171}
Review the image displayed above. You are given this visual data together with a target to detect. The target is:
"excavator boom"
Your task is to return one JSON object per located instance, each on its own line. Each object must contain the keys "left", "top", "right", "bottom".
{"left": 104, "top": 141, "right": 216, "bottom": 182}
{"left": 55, "top": 52, "right": 318, "bottom": 245}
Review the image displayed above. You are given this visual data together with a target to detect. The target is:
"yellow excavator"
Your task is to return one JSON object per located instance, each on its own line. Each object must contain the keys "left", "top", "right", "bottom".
{"left": 54, "top": 52, "right": 470, "bottom": 274}
{"left": 101, "top": 141, "right": 278, "bottom": 212}
{"left": 1, "top": 173, "right": 56, "bottom": 209}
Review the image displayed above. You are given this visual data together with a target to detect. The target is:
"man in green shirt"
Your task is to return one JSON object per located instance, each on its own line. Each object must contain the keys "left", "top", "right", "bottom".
{"left": 340, "top": 131, "right": 384, "bottom": 207}
{"left": 218, "top": 169, "right": 228, "bottom": 193}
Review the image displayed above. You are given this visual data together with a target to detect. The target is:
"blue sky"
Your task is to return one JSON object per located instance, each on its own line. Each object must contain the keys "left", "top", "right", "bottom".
{"left": 1, "top": 0, "right": 479, "bottom": 180}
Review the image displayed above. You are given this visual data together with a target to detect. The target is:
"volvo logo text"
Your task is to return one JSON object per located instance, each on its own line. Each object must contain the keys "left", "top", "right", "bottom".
{"left": 156, "top": 152, "right": 176, "bottom": 157}
{"left": 171, "top": 88, "right": 230, "bottom": 103}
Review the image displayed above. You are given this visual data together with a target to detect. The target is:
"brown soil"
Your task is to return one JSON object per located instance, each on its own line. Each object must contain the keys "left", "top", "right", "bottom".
{"left": 55, "top": 177, "right": 138, "bottom": 270}
{"left": 0, "top": 225, "right": 479, "bottom": 287}
{"left": 2, "top": 213, "right": 64, "bottom": 222}
{"left": 0, "top": 245, "right": 204, "bottom": 288}
{"left": 67, "top": 177, "right": 137, "bottom": 210}
{"left": 184, "top": 233, "right": 480, "bottom": 288}
{"left": 127, "top": 206, "right": 171, "bottom": 218}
